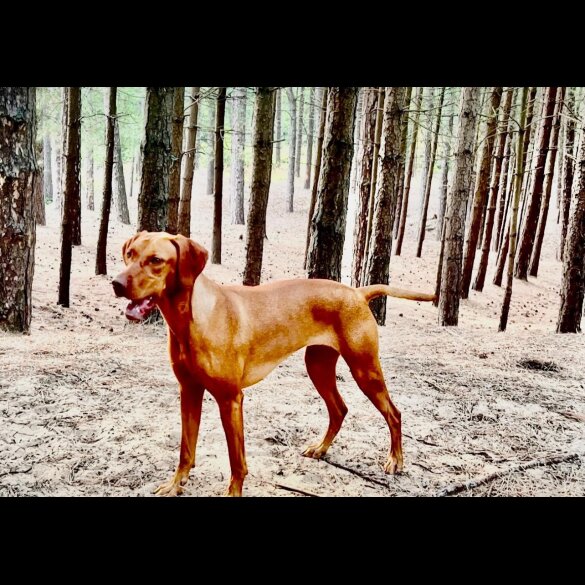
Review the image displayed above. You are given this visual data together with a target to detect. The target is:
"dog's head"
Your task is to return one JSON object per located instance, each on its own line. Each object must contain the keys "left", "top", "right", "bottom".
{"left": 112, "top": 231, "right": 208, "bottom": 321}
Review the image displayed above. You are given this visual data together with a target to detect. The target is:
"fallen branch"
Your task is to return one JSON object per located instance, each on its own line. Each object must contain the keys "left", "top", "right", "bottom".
{"left": 435, "top": 453, "right": 582, "bottom": 497}
{"left": 555, "top": 411, "right": 585, "bottom": 423}
{"left": 403, "top": 432, "right": 441, "bottom": 448}
{"left": 321, "top": 457, "right": 391, "bottom": 489}
{"left": 273, "top": 483, "right": 320, "bottom": 497}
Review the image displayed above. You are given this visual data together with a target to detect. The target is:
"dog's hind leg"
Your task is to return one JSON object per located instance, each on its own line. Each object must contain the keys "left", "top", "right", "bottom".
{"left": 344, "top": 349, "right": 403, "bottom": 475}
{"left": 302, "top": 345, "right": 348, "bottom": 460}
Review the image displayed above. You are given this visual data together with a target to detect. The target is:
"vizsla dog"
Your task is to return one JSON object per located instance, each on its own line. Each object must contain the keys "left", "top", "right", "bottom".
{"left": 113, "top": 231, "right": 434, "bottom": 497}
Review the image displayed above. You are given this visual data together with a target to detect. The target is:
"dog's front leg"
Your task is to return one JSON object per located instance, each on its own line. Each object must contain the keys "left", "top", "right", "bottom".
{"left": 155, "top": 383, "right": 205, "bottom": 497}
{"left": 217, "top": 392, "right": 248, "bottom": 497}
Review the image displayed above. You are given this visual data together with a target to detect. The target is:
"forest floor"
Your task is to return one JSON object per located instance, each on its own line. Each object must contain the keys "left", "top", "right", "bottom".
{"left": 1, "top": 168, "right": 584, "bottom": 497}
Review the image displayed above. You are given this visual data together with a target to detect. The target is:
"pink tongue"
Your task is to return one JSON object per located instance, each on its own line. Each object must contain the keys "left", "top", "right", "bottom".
{"left": 125, "top": 297, "right": 155, "bottom": 321}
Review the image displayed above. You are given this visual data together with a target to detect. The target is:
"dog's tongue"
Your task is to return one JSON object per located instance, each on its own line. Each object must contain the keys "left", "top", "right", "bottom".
{"left": 125, "top": 297, "right": 156, "bottom": 321}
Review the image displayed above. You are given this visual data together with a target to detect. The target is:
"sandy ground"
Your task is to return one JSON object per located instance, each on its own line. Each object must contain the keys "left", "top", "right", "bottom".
{"left": 1, "top": 165, "right": 584, "bottom": 497}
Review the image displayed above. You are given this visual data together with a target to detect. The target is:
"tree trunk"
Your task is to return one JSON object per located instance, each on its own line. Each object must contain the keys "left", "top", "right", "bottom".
{"left": 460, "top": 87, "right": 503, "bottom": 299}
{"left": 395, "top": 86, "right": 423, "bottom": 256}
{"left": 362, "top": 88, "right": 386, "bottom": 283}
{"left": 304, "top": 87, "right": 315, "bottom": 189}
{"left": 393, "top": 86, "right": 413, "bottom": 239}
{"left": 362, "top": 87, "right": 407, "bottom": 325}
{"left": 295, "top": 87, "right": 304, "bottom": 178}
{"left": 560, "top": 87, "right": 576, "bottom": 260}
{"left": 206, "top": 151, "right": 215, "bottom": 195}
{"left": 166, "top": 87, "right": 185, "bottom": 234}
{"left": 515, "top": 87, "right": 558, "bottom": 280}
{"left": 350, "top": 87, "right": 379, "bottom": 287}
{"left": 494, "top": 115, "right": 513, "bottom": 250}
{"left": 113, "top": 117, "right": 130, "bottom": 225}
{"left": 86, "top": 148, "right": 94, "bottom": 211}
{"left": 58, "top": 87, "right": 82, "bottom": 306}
{"left": 211, "top": 87, "right": 226, "bottom": 264}
{"left": 43, "top": 134, "right": 53, "bottom": 204}
{"left": 419, "top": 87, "right": 436, "bottom": 211}
{"left": 350, "top": 88, "right": 363, "bottom": 193}
{"left": 243, "top": 88, "right": 276, "bottom": 286}
{"left": 529, "top": 87, "right": 565, "bottom": 277}
{"left": 0, "top": 87, "right": 37, "bottom": 333}
{"left": 306, "top": 87, "right": 358, "bottom": 282}
{"left": 54, "top": 138, "right": 62, "bottom": 211}
{"left": 95, "top": 88, "right": 117, "bottom": 276}
{"left": 137, "top": 87, "right": 174, "bottom": 232}
{"left": 500, "top": 87, "right": 529, "bottom": 331}
{"left": 557, "top": 113, "right": 585, "bottom": 332}
{"left": 304, "top": 88, "right": 327, "bottom": 268}
{"left": 473, "top": 87, "right": 515, "bottom": 291}
{"left": 230, "top": 87, "right": 247, "bottom": 225}
{"left": 178, "top": 87, "right": 200, "bottom": 237}
{"left": 285, "top": 88, "right": 297, "bottom": 212}
{"left": 416, "top": 87, "right": 446, "bottom": 257}
{"left": 437, "top": 98, "right": 455, "bottom": 239}
{"left": 438, "top": 87, "right": 481, "bottom": 326}
{"left": 129, "top": 155, "right": 134, "bottom": 199}
{"left": 33, "top": 142, "right": 45, "bottom": 227}
{"left": 275, "top": 88, "right": 282, "bottom": 166}
{"left": 63, "top": 88, "right": 82, "bottom": 247}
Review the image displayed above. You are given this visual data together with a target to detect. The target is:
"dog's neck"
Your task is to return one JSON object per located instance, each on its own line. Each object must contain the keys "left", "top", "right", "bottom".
{"left": 157, "top": 273, "right": 219, "bottom": 342}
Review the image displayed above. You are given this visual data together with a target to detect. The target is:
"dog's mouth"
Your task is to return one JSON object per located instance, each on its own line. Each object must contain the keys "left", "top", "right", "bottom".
{"left": 125, "top": 296, "right": 157, "bottom": 321}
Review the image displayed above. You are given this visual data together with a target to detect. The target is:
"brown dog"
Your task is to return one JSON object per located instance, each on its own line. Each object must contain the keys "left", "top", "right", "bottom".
{"left": 113, "top": 231, "right": 435, "bottom": 496}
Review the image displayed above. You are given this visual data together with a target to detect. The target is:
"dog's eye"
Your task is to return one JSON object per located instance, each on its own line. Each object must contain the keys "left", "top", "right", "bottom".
{"left": 150, "top": 256, "right": 163, "bottom": 264}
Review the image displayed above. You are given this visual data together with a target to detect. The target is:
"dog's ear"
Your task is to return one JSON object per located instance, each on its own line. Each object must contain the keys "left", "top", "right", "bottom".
{"left": 171, "top": 235, "right": 208, "bottom": 289}
{"left": 122, "top": 231, "right": 147, "bottom": 264}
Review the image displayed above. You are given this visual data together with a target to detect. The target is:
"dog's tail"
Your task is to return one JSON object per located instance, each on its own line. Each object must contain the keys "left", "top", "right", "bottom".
{"left": 358, "top": 284, "right": 436, "bottom": 303}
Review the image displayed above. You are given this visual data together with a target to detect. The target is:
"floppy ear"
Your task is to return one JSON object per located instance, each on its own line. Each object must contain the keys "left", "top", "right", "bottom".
{"left": 171, "top": 235, "right": 209, "bottom": 289}
{"left": 122, "top": 231, "right": 147, "bottom": 264}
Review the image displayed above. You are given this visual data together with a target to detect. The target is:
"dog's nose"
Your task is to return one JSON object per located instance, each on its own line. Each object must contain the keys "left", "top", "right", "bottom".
{"left": 112, "top": 276, "right": 127, "bottom": 297}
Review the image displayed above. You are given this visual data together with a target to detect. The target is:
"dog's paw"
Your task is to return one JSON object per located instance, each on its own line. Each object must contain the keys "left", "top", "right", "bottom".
{"left": 154, "top": 477, "right": 185, "bottom": 497}
{"left": 384, "top": 456, "right": 404, "bottom": 475}
{"left": 302, "top": 443, "right": 327, "bottom": 459}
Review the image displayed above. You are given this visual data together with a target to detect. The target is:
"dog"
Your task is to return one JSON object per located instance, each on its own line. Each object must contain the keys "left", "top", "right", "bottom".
{"left": 113, "top": 231, "right": 435, "bottom": 496}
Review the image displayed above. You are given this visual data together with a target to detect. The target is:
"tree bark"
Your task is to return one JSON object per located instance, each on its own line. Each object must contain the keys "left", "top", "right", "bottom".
{"left": 178, "top": 87, "right": 200, "bottom": 237}
{"left": 500, "top": 87, "right": 529, "bottom": 331}
{"left": 295, "top": 87, "right": 304, "bottom": 178}
{"left": 304, "top": 88, "right": 327, "bottom": 268}
{"left": 419, "top": 87, "right": 436, "bottom": 211}
{"left": 243, "top": 88, "right": 276, "bottom": 286}
{"left": 0, "top": 88, "right": 37, "bottom": 333}
{"left": 113, "top": 117, "right": 130, "bottom": 225}
{"left": 438, "top": 87, "right": 480, "bottom": 326}
{"left": 43, "top": 134, "right": 53, "bottom": 204}
{"left": 437, "top": 97, "right": 455, "bottom": 239}
{"left": 95, "top": 88, "right": 117, "bottom": 276}
{"left": 559, "top": 87, "right": 576, "bottom": 260}
{"left": 230, "top": 87, "right": 247, "bottom": 225}
{"left": 137, "top": 87, "right": 174, "bottom": 232}
{"left": 33, "top": 136, "right": 45, "bottom": 226}
{"left": 285, "top": 88, "right": 297, "bottom": 212}
{"left": 275, "top": 88, "right": 282, "bottom": 166}
{"left": 557, "top": 111, "right": 585, "bottom": 332}
{"left": 304, "top": 87, "right": 315, "bottom": 189}
{"left": 362, "top": 88, "right": 385, "bottom": 283}
{"left": 416, "top": 87, "right": 445, "bottom": 257}
{"left": 494, "top": 115, "right": 514, "bottom": 250}
{"left": 529, "top": 87, "right": 565, "bottom": 277}
{"left": 306, "top": 87, "right": 358, "bottom": 282}
{"left": 58, "top": 87, "right": 82, "bottom": 306}
{"left": 362, "top": 87, "right": 407, "bottom": 325}
{"left": 350, "top": 87, "right": 379, "bottom": 287}
{"left": 473, "top": 87, "right": 515, "bottom": 291}
{"left": 393, "top": 86, "right": 413, "bottom": 239}
{"left": 211, "top": 87, "right": 226, "bottom": 264}
{"left": 166, "top": 87, "right": 185, "bottom": 234}
{"left": 86, "top": 148, "right": 94, "bottom": 211}
{"left": 515, "top": 87, "right": 558, "bottom": 280}
{"left": 460, "top": 87, "right": 503, "bottom": 298}
{"left": 395, "top": 86, "right": 423, "bottom": 256}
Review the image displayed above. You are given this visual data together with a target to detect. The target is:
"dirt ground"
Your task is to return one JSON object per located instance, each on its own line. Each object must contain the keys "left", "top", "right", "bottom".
{"left": 1, "top": 166, "right": 584, "bottom": 497}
